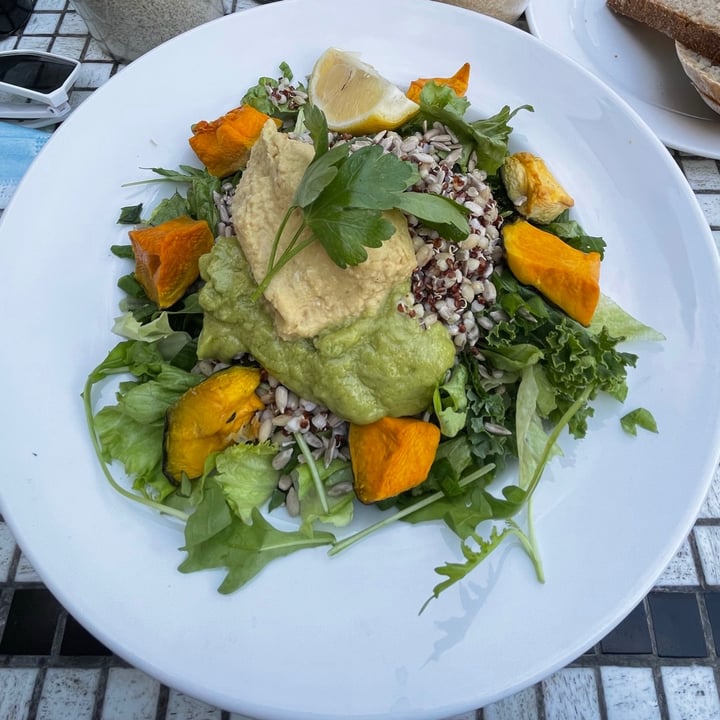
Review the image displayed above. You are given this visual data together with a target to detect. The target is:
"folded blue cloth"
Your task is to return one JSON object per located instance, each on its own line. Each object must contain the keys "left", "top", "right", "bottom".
{"left": 0, "top": 121, "right": 52, "bottom": 210}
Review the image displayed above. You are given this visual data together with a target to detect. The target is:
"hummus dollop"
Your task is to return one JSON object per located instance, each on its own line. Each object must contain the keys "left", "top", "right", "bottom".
{"left": 231, "top": 120, "right": 417, "bottom": 340}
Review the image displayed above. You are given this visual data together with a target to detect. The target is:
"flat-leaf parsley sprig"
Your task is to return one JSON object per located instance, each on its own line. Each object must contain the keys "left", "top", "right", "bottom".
{"left": 250, "top": 105, "right": 471, "bottom": 300}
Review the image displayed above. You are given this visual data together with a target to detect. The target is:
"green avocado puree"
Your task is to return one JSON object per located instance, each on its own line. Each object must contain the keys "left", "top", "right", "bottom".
{"left": 197, "top": 237, "right": 456, "bottom": 425}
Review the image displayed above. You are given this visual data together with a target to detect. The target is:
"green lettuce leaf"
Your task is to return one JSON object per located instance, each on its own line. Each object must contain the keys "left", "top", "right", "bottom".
{"left": 295, "top": 459, "right": 355, "bottom": 535}
{"left": 214, "top": 442, "right": 280, "bottom": 524}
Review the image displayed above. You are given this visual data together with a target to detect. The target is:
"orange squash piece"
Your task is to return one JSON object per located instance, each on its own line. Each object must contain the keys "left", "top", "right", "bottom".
{"left": 129, "top": 215, "right": 214, "bottom": 309}
{"left": 348, "top": 416, "right": 441, "bottom": 504}
{"left": 502, "top": 220, "right": 601, "bottom": 326}
{"left": 189, "top": 105, "right": 281, "bottom": 178}
{"left": 502, "top": 152, "right": 575, "bottom": 224}
{"left": 163, "top": 366, "right": 264, "bottom": 483}
{"left": 406, "top": 62, "right": 471, "bottom": 103}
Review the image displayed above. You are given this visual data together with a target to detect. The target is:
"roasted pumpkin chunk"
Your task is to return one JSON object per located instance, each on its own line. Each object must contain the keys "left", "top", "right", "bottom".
{"left": 189, "top": 105, "right": 281, "bottom": 178}
{"left": 502, "top": 220, "right": 601, "bottom": 326}
{"left": 129, "top": 215, "right": 214, "bottom": 309}
{"left": 502, "top": 152, "right": 574, "bottom": 224}
{"left": 163, "top": 366, "right": 264, "bottom": 483}
{"left": 406, "top": 62, "right": 471, "bottom": 103}
{"left": 348, "top": 416, "right": 440, "bottom": 504}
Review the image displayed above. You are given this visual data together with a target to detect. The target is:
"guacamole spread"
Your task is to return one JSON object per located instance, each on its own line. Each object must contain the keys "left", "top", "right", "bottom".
{"left": 197, "top": 237, "right": 456, "bottom": 425}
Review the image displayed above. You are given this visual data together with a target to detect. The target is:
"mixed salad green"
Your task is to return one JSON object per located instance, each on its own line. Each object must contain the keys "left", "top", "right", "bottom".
{"left": 83, "top": 59, "right": 661, "bottom": 609}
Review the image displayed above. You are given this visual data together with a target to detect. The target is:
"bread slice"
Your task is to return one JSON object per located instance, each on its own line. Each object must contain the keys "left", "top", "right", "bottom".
{"left": 606, "top": 0, "right": 720, "bottom": 63}
{"left": 676, "top": 41, "right": 720, "bottom": 114}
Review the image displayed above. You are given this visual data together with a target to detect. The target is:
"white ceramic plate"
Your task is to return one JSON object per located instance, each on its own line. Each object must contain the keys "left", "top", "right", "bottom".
{"left": 526, "top": 0, "right": 720, "bottom": 158}
{"left": 2, "top": 1, "right": 720, "bottom": 718}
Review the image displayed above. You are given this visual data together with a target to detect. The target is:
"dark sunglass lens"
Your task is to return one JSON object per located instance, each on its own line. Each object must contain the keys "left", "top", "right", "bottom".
{"left": 0, "top": 55, "right": 76, "bottom": 94}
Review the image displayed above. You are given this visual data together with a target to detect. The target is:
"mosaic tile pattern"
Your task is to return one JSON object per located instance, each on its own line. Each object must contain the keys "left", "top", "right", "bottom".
{"left": 1, "top": 2, "right": 720, "bottom": 719}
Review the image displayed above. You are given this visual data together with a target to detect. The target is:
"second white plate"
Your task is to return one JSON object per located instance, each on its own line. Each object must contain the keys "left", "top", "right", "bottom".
{"left": 527, "top": 0, "right": 720, "bottom": 158}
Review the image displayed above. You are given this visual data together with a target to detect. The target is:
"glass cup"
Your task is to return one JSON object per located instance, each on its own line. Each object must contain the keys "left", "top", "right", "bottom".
{"left": 69, "top": 0, "right": 225, "bottom": 64}
{"left": 0, "top": 0, "right": 33, "bottom": 37}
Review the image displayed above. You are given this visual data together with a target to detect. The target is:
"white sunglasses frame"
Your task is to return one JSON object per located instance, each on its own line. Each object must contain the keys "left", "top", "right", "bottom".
{"left": 0, "top": 50, "right": 80, "bottom": 126}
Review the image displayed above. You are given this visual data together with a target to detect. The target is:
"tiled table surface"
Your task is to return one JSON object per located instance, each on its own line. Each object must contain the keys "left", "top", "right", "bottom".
{"left": 1, "top": 2, "right": 720, "bottom": 719}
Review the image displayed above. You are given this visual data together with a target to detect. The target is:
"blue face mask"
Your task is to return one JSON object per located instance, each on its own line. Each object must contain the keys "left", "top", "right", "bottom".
{"left": 0, "top": 120, "right": 51, "bottom": 210}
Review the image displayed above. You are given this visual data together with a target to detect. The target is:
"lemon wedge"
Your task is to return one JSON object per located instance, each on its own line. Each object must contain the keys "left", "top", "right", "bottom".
{"left": 308, "top": 48, "right": 420, "bottom": 135}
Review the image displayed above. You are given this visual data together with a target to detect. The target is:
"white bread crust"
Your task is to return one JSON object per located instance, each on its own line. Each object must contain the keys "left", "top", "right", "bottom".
{"left": 607, "top": 0, "right": 720, "bottom": 63}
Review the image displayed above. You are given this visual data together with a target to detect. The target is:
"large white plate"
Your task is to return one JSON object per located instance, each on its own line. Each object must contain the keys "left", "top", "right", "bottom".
{"left": 1, "top": 1, "right": 719, "bottom": 718}
{"left": 526, "top": 0, "right": 720, "bottom": 158}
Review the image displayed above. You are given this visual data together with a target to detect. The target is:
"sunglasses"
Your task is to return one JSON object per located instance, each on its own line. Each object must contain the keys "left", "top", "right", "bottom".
{"left": 0, "top": 50, "right": 81, "bottom": 127}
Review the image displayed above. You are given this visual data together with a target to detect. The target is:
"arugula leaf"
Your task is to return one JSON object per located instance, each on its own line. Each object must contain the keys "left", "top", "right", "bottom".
{"left": 180, "top": 500, "right": 335, "bottom": 594}
{"left": 538, "top": 211, "right": 606, "bottom": 258}
{"left": 124, "top": 165, "right": 221, "bottom": 229}
{"left": 621, "top": 408, "right": 659, "bottom": 436}
{"left": 330, "top": 463, "right": 495, "bottom": 556}
{"left": 420, "top": 519, "right": 542, "bottom": 613}
{"left": 111, "top": 244, "right": 134, "bottom": 259}
{"left": 148, "top": 191, "right": 189, "bottom": 226}
{"left": 420, "top": 525, "right": 514, "bottom": 612}
{"left": 118, "top": 204, "right": 143, "bottom": 224}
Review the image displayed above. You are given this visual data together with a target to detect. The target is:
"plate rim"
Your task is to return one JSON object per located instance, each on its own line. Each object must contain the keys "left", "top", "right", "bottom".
{"left": 1, "top": 1, "right": 720, "bottom": 717}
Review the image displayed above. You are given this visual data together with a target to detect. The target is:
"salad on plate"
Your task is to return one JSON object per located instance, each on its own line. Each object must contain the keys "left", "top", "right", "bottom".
{"left": 83, "top": 47, "right": 661, "bottom": 608}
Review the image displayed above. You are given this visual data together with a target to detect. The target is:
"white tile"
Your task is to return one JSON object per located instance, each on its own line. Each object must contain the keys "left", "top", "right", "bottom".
{"left": 543, "top": 668, "right": 601, "bottom": 720}
{"left": 694, "top": 525, "right": 720, "bottom": 584}
{"left": 682, "top": 158, "right": 720, "bottom": 191}
{"left": 33, "top": 0, "right": 68, "bottom": 9}
{"left": 0, "top": 522, "right": 16, "bottom": 582}
{"left": 101, "top": 668, "right": 160, "bottom": 720}
{"left": 165, "top": 690, "right": 223, "bottom": 719}
{"left": 14, "top": 552, "right": 41, "bottom": 583}
{"left": 59, "top": 11, "right": 89, "bottom": 34}
{"left": 76, "top": 62, "right": 113, "bottom": 89}
{"left": 655, "top": 537, "right": 699, "bottom": 586}
{"left": 662, "top": 666, "right": 720, "bottom": 720}
{"left": 0, "top": 669, "right": 38, "bottom": 720}
{"left": 23, "top": 12, "right": 62, "bottom": 34}
{"left": 16, "top": 36, "right": 51, "bottom": 51}
{"left": 84, "top": 39, "right": 114, "bottom": 61}
{"left": 50, "top": 35, "right": 86, "bottom": 58}
{"left": 698, "top": 464, "right": 720, "bottom": 518}
{"left": 601, "top": 667, "right": 660, "bottom": 720}
{"left": 484, "top": 685, "right": 539, "bottom": 719}
{"left": 698, "top": 194, "right": 720, "bottom": 228}
{"left": 36, "top": 668, "right": 101, "bottom": 720}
